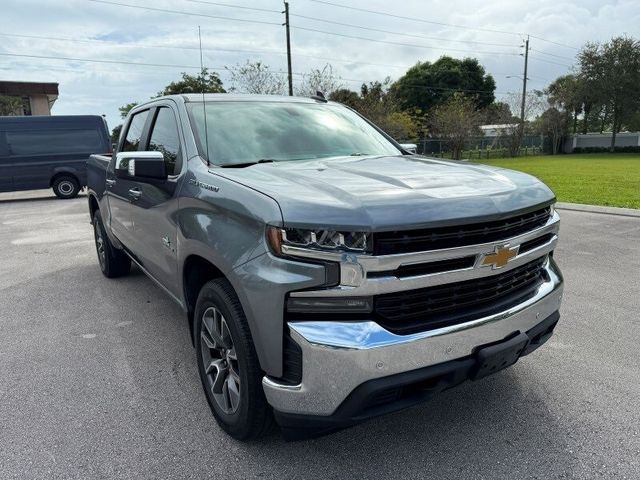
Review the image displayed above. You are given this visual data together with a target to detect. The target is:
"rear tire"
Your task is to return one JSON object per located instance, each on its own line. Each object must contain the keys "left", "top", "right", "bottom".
{"left": 52, "top": 175, "right": 80, "bottom": 199}
{"left": 195, "top": 278, "right": 274, "bottom": 440}
{"left": 92, "top": 211, "right": 131, "bottom": 278}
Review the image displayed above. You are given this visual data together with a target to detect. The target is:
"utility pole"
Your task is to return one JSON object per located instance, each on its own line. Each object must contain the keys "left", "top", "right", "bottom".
{"left": 283, "top": 1, "right": 293, "bottom": 96}
{"left": 519, "top": 35, "right": 530, "bottom": 131}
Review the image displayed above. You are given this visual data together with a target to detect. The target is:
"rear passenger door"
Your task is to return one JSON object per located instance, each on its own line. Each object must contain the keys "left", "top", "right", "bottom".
{"left": 128, "top": 105, "right": 184, "bottom": 293}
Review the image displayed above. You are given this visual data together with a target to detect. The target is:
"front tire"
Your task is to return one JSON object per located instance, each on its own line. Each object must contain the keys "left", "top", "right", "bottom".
{"left": 92, "top": 211, "right": 131, "bottom": 278}
{"left": 52, "top": 175, "right": 80, "bottom": 199}
{"left": 195, "top": 279, "right": 274, "bottom": 440}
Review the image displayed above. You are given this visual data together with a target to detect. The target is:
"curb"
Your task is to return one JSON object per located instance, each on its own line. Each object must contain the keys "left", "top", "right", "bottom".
{"left": 556, "top": 202, "right": 640, "bottom": 218}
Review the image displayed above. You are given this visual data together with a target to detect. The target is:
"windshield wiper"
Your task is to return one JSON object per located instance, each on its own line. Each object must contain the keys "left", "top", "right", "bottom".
{"left": 349, "top": 152, "right": 369, "bottom": 156}
{"left": 220, "top": 159, "right": 276, "bottom": 168}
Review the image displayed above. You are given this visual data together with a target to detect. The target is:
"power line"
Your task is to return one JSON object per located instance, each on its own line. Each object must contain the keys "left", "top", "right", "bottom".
{"left": 292, "top": 25, "right": 521, "bottom": 56}
{"left": 528, "top": 34, "right": 579, "bottom": 51}
{"left": 86, "top": 0, "right": 282, "bottom": 26}
{"left": 184, "top": 0, "right": 280, "bottom": 14}
{"left": 338, "top": 78, "right": 509, "bottom": 94}
{"left": 0, "top": 31, "right": 413, "bottom": 71}
{"left": 0, "top": 32, "right": 276, "bottom": 56}
{"left": 309, "top": 0, "right": 584, "bottom": 53}
{"left": 1, "top": 52, "right": 515, "bottom": 96}
{"left": 308, "top": 0, "right": 523, "bottom": 37}
{"left": 528, "top": 55, "right": 573, "bottom": 68}
{"left": 86, "top": 0, "right": 518, "bottom": 58}
{"left": 530, "top": 48, "right": 575, "bottom": 61}
{"left": 283, "top": 13, "right": 517, "bottom": 48}
{"left": 0, "top": 52, "right": 203, "bottom": 70}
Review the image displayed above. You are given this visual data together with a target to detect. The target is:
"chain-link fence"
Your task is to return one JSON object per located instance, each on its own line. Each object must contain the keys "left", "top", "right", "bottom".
{"left": 408, "top": 135, "right": 544, "bottom": 159}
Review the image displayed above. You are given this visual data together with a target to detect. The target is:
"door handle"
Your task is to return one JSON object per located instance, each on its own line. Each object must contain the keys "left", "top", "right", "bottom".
{"left": 128, "top": 188, "right": 142, "bottom": 201}
{"left": 106, "top": 179, "right": 116, "bottom": 188}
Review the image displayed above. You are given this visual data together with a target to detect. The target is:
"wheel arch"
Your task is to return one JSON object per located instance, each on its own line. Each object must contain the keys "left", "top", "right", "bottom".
{"left": 88, "top": 193, "right": 100, "bottom": 221}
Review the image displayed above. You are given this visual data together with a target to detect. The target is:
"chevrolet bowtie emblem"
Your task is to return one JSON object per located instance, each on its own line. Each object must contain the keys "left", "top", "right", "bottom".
{"left": 480, "top": 245, "right": 519, "bottom": 269}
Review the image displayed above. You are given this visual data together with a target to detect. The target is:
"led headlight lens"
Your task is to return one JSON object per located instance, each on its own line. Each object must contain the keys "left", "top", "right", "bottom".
{"left": 267, "top": 226, "right": 371, "bottom": 255}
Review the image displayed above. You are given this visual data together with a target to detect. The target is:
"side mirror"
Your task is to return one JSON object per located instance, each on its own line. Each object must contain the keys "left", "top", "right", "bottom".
{"left": 115, "top": 151, "right": 167, "bottom": 180}
{"left": 400, "top": 143, "right": 417, "bottom": 154}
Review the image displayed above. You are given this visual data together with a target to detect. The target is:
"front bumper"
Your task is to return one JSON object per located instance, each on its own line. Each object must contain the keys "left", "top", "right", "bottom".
{"left": 263, "top": 257, "right": 563, "bottom": 421}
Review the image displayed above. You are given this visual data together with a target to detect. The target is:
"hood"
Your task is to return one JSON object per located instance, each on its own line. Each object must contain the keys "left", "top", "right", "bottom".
{"left": 213, "top": 155, "right": 555, "bottom": 231}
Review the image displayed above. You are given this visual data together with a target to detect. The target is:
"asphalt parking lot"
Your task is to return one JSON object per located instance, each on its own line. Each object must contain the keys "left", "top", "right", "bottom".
{"left": 0, "top": 191, "right": 639, "bottom": 480}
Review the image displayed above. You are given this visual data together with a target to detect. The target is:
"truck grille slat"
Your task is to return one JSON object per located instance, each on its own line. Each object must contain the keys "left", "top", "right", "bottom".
{"left": 374, "top": 256, "right": 547, "bottom": 334}
{"left": 373, "top": 207, "right": 551, "bottom": 255}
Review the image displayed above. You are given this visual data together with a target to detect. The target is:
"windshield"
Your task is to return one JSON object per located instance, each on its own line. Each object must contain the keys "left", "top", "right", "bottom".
{"left": 187, "top": 101, "right": 401, "bottom": 166}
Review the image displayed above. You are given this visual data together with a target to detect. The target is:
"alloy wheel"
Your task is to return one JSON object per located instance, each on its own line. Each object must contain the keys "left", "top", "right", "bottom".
{"left": 94, "top": 223, "right": 106, "bottom": 270}
{"left": 200, "top": 306, "right": 241, "bottom": 414}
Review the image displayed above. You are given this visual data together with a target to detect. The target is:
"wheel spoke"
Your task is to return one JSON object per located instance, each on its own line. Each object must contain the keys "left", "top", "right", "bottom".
{"left": 202, "top": 308, "right": 227, "bottom": 349}
{"left": 200, "top": 330, "right": 216, "bottom": 350}
{"left": 227, "top": 347, "right": 237, "bottom": 362}
{"left": 226, "top": 375, "right": 240, "bottom": 411}
{"left": 221, "top": 378, "right": 232, "bottom": 411}
{"left": 209, "top": 359, "right": 228, "bottom": 394}
{"left": 220, "top": 318, "right": 232, "bottom": 349}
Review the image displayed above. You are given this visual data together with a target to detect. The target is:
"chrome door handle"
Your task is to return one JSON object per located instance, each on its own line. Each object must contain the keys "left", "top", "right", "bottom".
{"left": 106, "top": 179, "right": 116, "bottom": 188}
{"left": 128, "top": 188, "right": 142, "bottom": 201}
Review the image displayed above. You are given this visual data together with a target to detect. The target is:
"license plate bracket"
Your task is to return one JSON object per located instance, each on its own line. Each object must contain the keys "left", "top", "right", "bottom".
{"left": 471, "top": 332, "right": 529, "bottom": 381}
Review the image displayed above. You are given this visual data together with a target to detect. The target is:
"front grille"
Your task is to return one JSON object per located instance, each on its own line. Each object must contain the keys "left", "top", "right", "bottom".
{"left": 373, "top": 206, "right": 551, "bottom": 255}
{"left": 374, "top": 256, "right": 548, "bottom": 334}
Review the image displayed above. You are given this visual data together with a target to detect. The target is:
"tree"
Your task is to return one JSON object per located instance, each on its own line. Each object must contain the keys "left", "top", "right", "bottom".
{"left": 0, "top": 95, "right": 22, "bottom": 115}
{"left": 482, "top": 101, "right": 516, "bottom": 124}
{"left": 391, "top": 56, "right": 496, "bottom": 113}
{"left": 111, "top": 124, "right": 122, "bottom": 144}
{"left": 159, "top": 68, "right": 225, "bottom": 96}
{"left": 227, "top": 61, "right": 287, "bottom": 95}
{"left": 535, "top": 107, "right": 570, "bottom": 155}
{"left": 328, "top": 88, "right": 360, "bottom": 109}
{"left": 118, "top": 102, "right": 138, "bottom": 119}
{"left": 546, "top": 75, "right": 583, "bottom": 133}
{"left": 503, "top": 91, "right": 544, "bottom": 156}
{"left": 578, "top": 35, "right": 640, "bottom": 150}
{"left": 329, "top": 81, "right": 423, "bottom": 141}
{"left": 431, "top": 94, "right": 482, "bottom": 160}
{"left": 296, "top": 64, "right": 343, "bottom": 97}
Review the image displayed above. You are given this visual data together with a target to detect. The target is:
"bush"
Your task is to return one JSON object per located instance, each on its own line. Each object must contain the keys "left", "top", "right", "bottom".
{"left": 573, "top": 146, "right": 640, "bottom": 153}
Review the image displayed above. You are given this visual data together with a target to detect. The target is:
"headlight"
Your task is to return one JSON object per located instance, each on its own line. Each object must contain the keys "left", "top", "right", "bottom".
{"left": 267, "top": 226, "right": 371, "bottom": 256}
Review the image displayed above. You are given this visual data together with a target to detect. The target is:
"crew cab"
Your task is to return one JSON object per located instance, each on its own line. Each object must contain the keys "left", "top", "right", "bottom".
{"left": 87, "top": 94, "right": 563, "bottom": 440}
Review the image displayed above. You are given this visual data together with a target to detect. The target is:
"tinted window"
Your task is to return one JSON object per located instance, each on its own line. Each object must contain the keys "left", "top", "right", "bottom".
{"left": 6, "top": 129, "right": 104, "bottom": 155}
{"left": 148, "top": 107, "right": 181, "bottom": 175}
{"left": 187, "top": 101, "right": 400, "bottom": 166}
{"left": 122, "top": 110, "right": 149, "bottom": 152}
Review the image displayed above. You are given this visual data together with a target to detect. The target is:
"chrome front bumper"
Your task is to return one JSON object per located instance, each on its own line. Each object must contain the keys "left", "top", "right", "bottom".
{"left": 263, "top": 257, "right": 563, "bottom": 416}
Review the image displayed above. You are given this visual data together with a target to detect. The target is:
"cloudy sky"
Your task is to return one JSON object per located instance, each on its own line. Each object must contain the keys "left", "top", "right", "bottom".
{"left": 2, "top": 0, "right": 638, "bottom": 129}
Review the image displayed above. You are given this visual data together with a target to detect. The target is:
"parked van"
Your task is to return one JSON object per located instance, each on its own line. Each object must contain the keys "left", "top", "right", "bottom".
{"left": 0, "top": 115, "right": 111, "bottom": 198}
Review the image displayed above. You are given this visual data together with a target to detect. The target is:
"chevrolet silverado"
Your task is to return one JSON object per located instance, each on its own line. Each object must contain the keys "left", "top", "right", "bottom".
{"left": 86, "top": 94, "right": 563, "bottom": 440}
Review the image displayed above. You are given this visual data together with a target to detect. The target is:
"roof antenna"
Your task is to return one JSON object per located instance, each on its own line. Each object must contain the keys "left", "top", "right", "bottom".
{"left": 311, "top": 90, "right": 328, "bottom": 102}
{"left": 198, "top": 26, "right": 210, "bottom": 167}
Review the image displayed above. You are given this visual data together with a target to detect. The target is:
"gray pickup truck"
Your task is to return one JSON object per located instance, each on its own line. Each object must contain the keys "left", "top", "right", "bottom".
{"left": 87, "top": 94, "right": 563, "bottom": 441}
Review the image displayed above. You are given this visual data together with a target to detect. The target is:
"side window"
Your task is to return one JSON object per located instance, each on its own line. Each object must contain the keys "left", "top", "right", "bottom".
{"left": 148, "top": 107, "right": 181, "bottom": 176}
{"left": 6, "top": 129, "right": 103, "bottom": 155}
{"left": 122, "top": 110, "right": 149, "bottom": 152}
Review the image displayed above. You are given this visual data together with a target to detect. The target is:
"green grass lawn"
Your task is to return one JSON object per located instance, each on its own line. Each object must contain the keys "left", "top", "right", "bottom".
{"left": 474, "top": 153, "right": 640, "bottom": 209}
